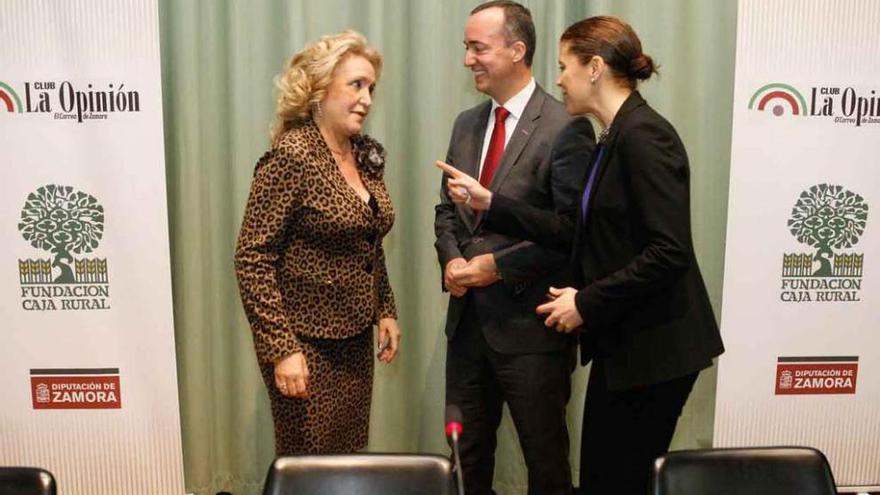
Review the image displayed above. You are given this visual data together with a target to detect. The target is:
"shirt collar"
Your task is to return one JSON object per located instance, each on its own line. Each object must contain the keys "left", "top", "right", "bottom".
{"left": 491, "top": 77, "right": 535, "bottom": 120}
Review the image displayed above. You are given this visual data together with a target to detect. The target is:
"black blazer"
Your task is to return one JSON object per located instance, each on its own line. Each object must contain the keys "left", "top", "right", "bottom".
{"left": 487, "top": 92, "right": 724, "bottom": 389}
{"left": 434, "top": 85, "right": 596, "bottom": 354}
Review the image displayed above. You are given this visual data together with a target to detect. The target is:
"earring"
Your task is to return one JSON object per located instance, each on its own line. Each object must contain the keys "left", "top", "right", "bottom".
{"left": 313, "top": 103, "right": 323, "bottom": 120}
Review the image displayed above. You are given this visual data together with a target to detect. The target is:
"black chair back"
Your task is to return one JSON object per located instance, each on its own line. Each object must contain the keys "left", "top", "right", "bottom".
{"left": 262, "top": 454, "right": 454, "bottom": 495}
{"left": 652, "top": 446, "right": 837, "bottom": 495}
{"left": 0, "top": 467, "right": 56, "bottom": 495}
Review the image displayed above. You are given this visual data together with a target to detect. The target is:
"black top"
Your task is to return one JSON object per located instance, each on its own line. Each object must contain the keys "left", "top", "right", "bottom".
{"left": 486, "top": 92, "right": 724, "bottom": 390}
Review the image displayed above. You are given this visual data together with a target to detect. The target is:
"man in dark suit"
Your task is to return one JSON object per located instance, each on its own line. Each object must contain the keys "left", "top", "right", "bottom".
{"left": 437, "top": 23, "right": 726, "bottom": 490}
{"left": 439, "top": 91, "right": 725, "bottom": 494}
{"left": 433, "top": 2, "right": 594, "bottom": 494}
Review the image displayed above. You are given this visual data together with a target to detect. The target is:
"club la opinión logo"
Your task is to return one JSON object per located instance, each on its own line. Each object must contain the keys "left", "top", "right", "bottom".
{"left": 17, "top": 185, "right": 110, "bottom": 311}
{"left": 0, "top": 81, "right": 24, "bottom": 113}
{"left": 780, "top": 184, "right": 868, "bottom": 303}
{"left": 0, "top": 78, "right": 140, "bottom": 122}
{"left": 749, "top": 82, "right": 880, "bottom": 126}
{"left": 749, "top": 83, "right": 808, "bottom": 117}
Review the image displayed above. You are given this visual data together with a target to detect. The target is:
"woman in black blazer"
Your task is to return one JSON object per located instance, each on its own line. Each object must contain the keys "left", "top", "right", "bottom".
{"left": 437, "top": 16, "right": 724, "bottom": 495}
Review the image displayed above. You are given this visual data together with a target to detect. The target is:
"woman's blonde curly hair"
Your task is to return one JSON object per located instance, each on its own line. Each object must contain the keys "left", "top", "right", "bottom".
{"left": 270, "top": 30, "right": 383, "bottom": 144}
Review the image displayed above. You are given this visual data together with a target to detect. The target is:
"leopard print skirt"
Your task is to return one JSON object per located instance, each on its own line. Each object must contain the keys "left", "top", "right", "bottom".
{"left": 259, "top": 328, "right": 373, "bottom": 455}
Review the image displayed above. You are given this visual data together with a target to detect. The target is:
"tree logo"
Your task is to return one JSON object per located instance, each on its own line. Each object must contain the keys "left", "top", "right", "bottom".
{"left": 780, "top": 184, "right": 868, "bottom": 303}
{"left": 17, "top": 185, "right": 111, "bottom": 311}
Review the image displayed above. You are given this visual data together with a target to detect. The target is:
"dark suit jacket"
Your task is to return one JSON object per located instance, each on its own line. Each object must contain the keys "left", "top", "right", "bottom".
{"left": 487, "top": 92, "right": 724, "bottom": 388}
{"left": 434, "top": 85, "right": 596, "bottom": 354}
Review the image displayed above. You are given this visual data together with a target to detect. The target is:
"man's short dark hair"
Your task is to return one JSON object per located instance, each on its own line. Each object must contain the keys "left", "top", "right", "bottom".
{"left": 470, "top": 1, "right": 536, "bottom": 67}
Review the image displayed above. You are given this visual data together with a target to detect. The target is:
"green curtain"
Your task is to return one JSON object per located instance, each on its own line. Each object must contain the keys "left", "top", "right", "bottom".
{"left": 158, "top": 1, "right": 736, "bottom": 494}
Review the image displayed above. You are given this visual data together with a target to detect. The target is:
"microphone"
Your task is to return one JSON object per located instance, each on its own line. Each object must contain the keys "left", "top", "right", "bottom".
{"left": 445, "top": 404, "right": 463, "bottom": 440}
{"left": 445, "top": 405, "right": 465, "bottom": 495}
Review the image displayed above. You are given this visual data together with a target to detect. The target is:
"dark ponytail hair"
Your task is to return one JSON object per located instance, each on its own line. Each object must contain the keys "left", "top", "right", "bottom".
{"left": 561, "top": 16, "right": 658, "bottom": 89}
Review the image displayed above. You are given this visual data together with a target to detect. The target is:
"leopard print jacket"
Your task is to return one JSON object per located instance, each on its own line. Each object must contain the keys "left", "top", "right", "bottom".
{"left": 234, "top": 120, "right": 396, "bottom": 364}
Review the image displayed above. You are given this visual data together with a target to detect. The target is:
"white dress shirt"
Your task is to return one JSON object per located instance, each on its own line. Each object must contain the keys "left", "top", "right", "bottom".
{"left": 477, "top": 77, "right": 536, "bottom": 178}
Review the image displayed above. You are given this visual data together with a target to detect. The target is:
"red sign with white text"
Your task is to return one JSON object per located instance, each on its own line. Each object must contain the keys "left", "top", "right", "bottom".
{"left": 775, "top": 362, "right": 858, "bottom": 395}
{"left": 31, "top": 375, "right": 122, "bottom": 409}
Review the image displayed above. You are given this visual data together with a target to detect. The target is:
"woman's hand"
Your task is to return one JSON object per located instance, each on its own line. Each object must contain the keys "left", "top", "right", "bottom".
{"left": 274, "top": 351, "right": 310, "bottom": 398}
{"left": 536, "top": 287, "right": 584, "bottom": 333}
{"left": 435, "top": 161, "right": 492, "bottom": 211}
{"left": 377, "top": 317, "right": 401, "bottom": 363}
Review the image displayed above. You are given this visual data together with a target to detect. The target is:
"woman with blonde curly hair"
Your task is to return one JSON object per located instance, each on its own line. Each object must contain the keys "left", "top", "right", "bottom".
{"left": 234, "top": 30, "right": 401, "bottom": 455}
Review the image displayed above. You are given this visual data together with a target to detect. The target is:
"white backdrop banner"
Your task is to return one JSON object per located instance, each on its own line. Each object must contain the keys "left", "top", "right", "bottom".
{"left": 715, "top": 0, "right": 880, "bottom": 490}
{"left": 0, "top": 1, "right": 185, "bottom": 494}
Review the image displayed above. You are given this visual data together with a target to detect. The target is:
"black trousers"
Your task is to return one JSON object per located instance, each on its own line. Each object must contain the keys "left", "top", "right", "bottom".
{"left": 577, "top": 358, "right": 698, "bottom": 495}
{"left": 446, "top": 304, "right": 575, "bottom": 495}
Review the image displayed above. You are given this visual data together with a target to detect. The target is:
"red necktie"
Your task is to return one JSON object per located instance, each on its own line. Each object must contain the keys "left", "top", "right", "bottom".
{"left": 479, "top": 106, "right": 510, "bottom": 188}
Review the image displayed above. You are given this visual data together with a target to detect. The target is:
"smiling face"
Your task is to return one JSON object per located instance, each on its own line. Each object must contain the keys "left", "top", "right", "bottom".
{"left": 556, "top": 41, "right": 596, "bottom": 116}
{"left": 320, "top": 54, "right": 377, "bottom": 138}
{"left": 463, "top": 7, "right": 521, "bottom": 102}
